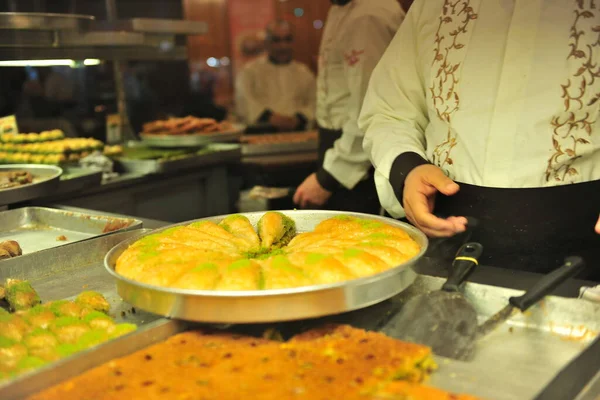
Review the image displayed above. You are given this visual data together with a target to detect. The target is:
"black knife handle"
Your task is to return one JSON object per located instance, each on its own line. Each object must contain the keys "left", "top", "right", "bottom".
{"left": 509, "top": 256, "right": 585, "bottom": 311}
{"left": 442, "top": 242, "right": 484, "bottom": 293}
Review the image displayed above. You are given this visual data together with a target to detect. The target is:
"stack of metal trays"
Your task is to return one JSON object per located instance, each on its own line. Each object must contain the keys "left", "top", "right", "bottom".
{"left": 116, "top": 143, "right": 241, "bottom": 175}
{"left": 0, "top": 207, "right": 142, "bottom": 255}
{"left": 0, "top": 164, "right": 62, "bottom": 205}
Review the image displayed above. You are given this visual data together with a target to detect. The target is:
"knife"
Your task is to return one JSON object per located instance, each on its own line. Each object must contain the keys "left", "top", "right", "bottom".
{"left": 477, "top": 256, "right": 585, "bottom": 339}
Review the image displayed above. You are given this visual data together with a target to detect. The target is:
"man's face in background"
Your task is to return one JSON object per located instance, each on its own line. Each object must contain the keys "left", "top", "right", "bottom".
{"left": 266, "top": 24, "right": 294, "bottom": 64}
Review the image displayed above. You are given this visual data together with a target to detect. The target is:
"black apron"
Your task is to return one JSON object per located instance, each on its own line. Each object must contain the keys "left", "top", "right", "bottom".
{"left": 318, "top": 127, "right": 380, "bottom": 215}
{"left": 429, "top": 181, "right": 600, "bottom": 280}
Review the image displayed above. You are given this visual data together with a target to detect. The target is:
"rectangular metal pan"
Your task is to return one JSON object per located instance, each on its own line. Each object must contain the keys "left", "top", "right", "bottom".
{"left": 400, "top": 275, "right": 600, "bottom": 400}
{"left": 0, "top": 229, "right": 166, "bottom": 399}
{"left": 5, "top": 273, "right": 599, "bottom": 400}
{"left": 139, "top": 124, "right": 245, "bottom": 148}
{"left": 241, "top": 140, "right": 317, "bottom": 156}
{"left": 104, "top": 210, "right": 428, "bottom": 323}
{"left": 116, "top": 143, "right": 241, "bottom": 174}
{"left": 0, "top": 206, "right": 142, "bottom": 255}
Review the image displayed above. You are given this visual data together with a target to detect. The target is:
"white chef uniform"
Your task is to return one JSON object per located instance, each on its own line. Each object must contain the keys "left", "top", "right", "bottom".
{"left": 315, "top": 0, "right": 405, "bottom": 191}
{"left": 235, "top": 56, "right": 316, "bottom": 126}
{"left": 360, "top": 0, "right": 600, "bottom": 218}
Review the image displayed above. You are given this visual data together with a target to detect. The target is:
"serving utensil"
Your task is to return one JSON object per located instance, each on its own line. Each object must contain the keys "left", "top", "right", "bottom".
{"left": 477, "top": 256, "right": 585, "bottom": 339}
{"left": 383, "top": 242, "right": 483, "bottom": 360}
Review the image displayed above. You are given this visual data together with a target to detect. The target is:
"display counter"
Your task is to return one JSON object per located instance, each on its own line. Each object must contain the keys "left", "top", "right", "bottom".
{"left": 0, "top": 207, "right": 597, "bottom": 400}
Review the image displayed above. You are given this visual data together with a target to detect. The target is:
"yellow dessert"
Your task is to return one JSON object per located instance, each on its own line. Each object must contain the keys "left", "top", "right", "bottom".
{"left": 115, "top": 212, "right": 421, "bottom": 291}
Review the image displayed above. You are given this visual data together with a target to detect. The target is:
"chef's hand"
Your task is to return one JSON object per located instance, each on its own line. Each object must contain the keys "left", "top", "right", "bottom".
{"left": 595, "top": 215, "right": 600, "bottom": 234}
{"left": 403, "top": 164, "right": 468, "bottom": 237}
{"left": 270, "top": 113, "right": 299, "bottom": 132}
{"left": 294, "top": 173, "right": 332, "bottom": 208}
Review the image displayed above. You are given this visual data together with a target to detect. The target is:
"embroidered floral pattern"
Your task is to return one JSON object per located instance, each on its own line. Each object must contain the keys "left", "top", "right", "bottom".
{"left": 546, "top": 0, "right": 600, "bottom": 183}
{"left": 344, "top": 50, "right": 365, "bottom": 67}
{"left": 429, "top": 1, "right": 478, "bottom": 175}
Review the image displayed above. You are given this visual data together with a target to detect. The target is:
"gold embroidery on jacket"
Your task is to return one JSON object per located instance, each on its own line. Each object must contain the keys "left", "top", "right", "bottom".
{"left": 430, "top": 0, "right": 478, "bottom": 174}
{"left": 546, "top": 0, "right": 599, "bottom": 183}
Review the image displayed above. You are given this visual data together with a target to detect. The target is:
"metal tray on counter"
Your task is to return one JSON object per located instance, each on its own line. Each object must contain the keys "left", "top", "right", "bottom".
{"left": 241, "top": 139, "right": 318, "bottom": 156}
{"left": 104, "top": 210, "right": 428, "bottom": 324}
{"left": 0, "top": 164, "right": 62, "bottom": 205}
{"left": 0, "top": 206, "right": 142, "bottom": 255}
{"left": 139, "top": 123, "right": 245, "bottom": 148}
{"left": 56, "top": 165, "right": 103, "bottom": 194}
{"left": 241, "top": 132, "right": 318, "bottom": 156}
{"left": 3, "top": 274, "right": 599, "bottom": 399}
{"left": 116, "top": 143, "right": 241, "bottom": 174}
{"left": 0, "top": 229, "right": 164, "bottom": 399}
{"left": 398, "top": 275, "right": 600, "bottom": 400}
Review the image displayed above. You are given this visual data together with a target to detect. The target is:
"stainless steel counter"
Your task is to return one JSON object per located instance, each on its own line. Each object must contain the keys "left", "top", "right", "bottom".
{"left": 0, "top": 208, "right": 597, "bottom": 400}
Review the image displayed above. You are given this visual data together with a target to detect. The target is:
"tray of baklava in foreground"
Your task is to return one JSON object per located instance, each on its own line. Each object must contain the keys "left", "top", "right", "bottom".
{"left": 25, "top": 323, "right": 479, "bottom": 400}
{"left": 105, "top": 210, "right": 428, "bottom": 323}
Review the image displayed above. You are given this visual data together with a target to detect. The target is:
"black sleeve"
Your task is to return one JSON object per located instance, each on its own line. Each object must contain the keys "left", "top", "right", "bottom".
{"left": 257, "top": 109, "right": 273, "bottom": 123}
{"left": 295, "top": 113, "right": 308, "bottom": 130}
{"left": 389, "top": 152, "right": 429, "bottom": 206}
{"left": 315, "top": 167, "right": 342, "bottom": 192}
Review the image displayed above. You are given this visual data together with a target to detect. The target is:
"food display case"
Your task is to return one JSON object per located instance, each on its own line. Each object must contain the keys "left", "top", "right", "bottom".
{"left": 0, "top": 209, "right": 597, "bottom": 400}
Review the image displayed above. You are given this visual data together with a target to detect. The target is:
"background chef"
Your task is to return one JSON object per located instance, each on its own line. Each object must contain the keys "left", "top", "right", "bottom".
{"left": 360, "top": 0, "right": 600, "bottom": 279}
{"left": 293, "top": 0, "right": 405, "bottom": 213}
{"left": 235, "top": 20, "right": 316, "bottom": 132}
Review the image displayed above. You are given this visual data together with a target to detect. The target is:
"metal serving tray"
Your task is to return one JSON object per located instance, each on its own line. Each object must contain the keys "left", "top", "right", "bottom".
{"left": 0, "top": 164, "right": 62, "bottom": 205}
{"left": 398, "top": 275, "right": 600, "bottom": 400}
{"left": 5, "top": 275, "right": 599, "bottom": 399}
{"left": 139, "top": 123, "right": 245, "bottom": 148}
{"left": 0, "top": 207, "right": 142, "bottom": 255}
{"left": 0, "top": 229, "right": 164, "bottom": 399}
{"left": 241, "top": 139, "right": 318, "bottom": 156}
{"left": 104, "top": 210, "right": 428, "bottom": 323}
{"left": 116, "top": 143, "right": 241, "bottom": 174}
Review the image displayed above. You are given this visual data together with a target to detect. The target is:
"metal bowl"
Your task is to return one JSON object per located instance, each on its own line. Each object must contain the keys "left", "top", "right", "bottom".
{"left": 0, "top": 164, "right": 62, "bottom": 205}
{"left": 104, "top": 210, "right": 428, "bottom": 323}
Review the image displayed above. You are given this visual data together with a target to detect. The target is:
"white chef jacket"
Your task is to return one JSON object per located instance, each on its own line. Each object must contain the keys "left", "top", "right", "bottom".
{"left": 235, "top": 56, "right": 316, "bottom": 125}
{"left": 360, "top": 0, "right": 600, "bottom": 217}
{"left": 317, "top": 0, "right": 405, "bottom": 190}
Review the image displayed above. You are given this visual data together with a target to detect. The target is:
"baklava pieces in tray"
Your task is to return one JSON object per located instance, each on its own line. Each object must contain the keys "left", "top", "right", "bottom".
{"left": 30, "top": 325, "right": 478, "bottom": 400}
{"left": 115, "top": 213, "right": 422, "bottom": 291}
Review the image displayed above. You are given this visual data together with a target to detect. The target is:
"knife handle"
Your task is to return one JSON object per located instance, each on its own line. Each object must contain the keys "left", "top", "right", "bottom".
{"left": 509, "top": 256, "right": 585, "bottom": 311}
{"left": 442, "top": 242, "right": 484, "bottom": 293}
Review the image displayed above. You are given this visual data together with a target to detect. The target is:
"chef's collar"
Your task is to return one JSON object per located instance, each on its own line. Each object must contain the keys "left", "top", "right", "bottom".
{"left": 330, "top": 0, "right": 352, "bottom": 5}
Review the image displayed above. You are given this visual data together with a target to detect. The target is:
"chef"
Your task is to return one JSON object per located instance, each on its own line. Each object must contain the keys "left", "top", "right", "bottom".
{"left": 235, "top": 20, "right": 316, "bottom": 132}
{"left": 359, "top": 0, "right": 600, "bottom": 279}
{"left": 293, "top": 0, "right": 405, "bottom": 213}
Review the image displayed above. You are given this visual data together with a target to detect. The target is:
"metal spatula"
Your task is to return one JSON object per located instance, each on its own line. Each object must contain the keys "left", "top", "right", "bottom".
{"left": 477, "top": 256, "right": 585, "bottom": 339}
{"left": 383, "top": 242, "right": 484, "bottom": 361}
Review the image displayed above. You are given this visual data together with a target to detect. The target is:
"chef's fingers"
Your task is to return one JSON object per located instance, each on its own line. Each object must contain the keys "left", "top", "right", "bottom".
{"left": 292, "top": 187, "right": 302, "bottom": 205}
{"left": 447, "top": 216, "right": 469, "bottom": 232}
{"left": 595, "top": 215, "right": 600, "bottom": 234}
{"left": 422, "top": 167, "right": 460, "bottom": 196}
{"left": 298, "top": 193, "right": 310, "bottom": 209}
{"left": 404, "top": 198, "right": 457, "bottom": 237}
